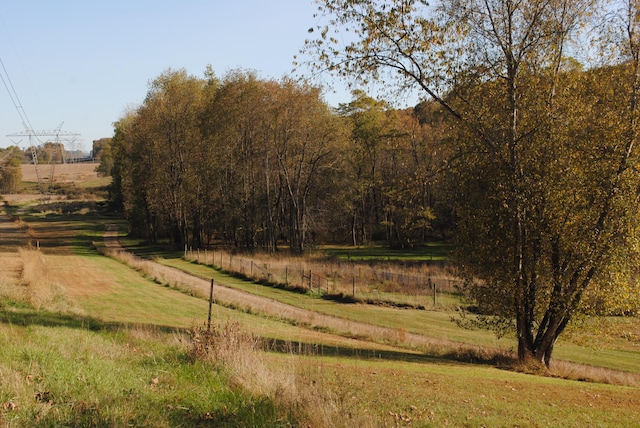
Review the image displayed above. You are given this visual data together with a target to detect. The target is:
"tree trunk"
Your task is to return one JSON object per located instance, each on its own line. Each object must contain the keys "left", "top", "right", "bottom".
{"left": 517, "top": 310, "right": 562, "bottom": 368}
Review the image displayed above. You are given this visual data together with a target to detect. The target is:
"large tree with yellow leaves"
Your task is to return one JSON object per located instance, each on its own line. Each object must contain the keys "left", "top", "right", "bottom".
{"left": 304, "top": 0, "right": 640, "bottom": 366}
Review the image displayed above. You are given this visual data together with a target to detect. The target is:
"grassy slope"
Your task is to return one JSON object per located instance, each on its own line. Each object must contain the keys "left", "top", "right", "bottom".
{"left": 0, "top": 310, "right": 290, "bottom": 427}
{"left": 159, "top": 257, "right": 640, "bottom": 375}
{"left": 3, "top": 299, "right": 638, "bottom": 427}
{"left": 1, "top": 173, "right": 639, "bottom": 426}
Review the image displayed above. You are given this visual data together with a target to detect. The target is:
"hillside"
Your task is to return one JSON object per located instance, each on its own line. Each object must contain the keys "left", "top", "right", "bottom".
{"left": 0, "top": 171, "right": 639, "bottom": 426}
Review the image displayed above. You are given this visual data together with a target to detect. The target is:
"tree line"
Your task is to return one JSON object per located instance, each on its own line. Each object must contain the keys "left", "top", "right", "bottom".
{"left": 0, "top": 146, "right": 22, "bottom": 194}
{"left": 106, "top": 68, "right": 452, "bottom": 253}
{"left": 303, "top": 0, "right": 640, "bottom": 366}
{"left": 103, "top": 0, "right": 640, "bottom": 367}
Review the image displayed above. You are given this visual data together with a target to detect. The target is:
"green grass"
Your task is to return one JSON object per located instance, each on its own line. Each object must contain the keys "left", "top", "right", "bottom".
{"left": 2, "top": 199, "right": 639, "bottom": 426}
{"left": 157, "top": 257, "right": 640, "bottom": 376}
{"left": 321, "top": 242, "right": 451, "bottom": 261}
{"left": 0, "top": 320, "right": 292, "bottom": 427}
{"left": 158, "top": 258, "right": 498, "bottom": 341}
{"left": 290, "top": 354, "right": 640, "bottom": 427}
{"left": 75, "top": 254, "right": 407, "bottom": 355}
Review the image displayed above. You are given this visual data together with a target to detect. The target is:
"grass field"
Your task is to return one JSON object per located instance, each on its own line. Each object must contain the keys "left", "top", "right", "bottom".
{"left": 1, "top": 175, "right": 639, "bottom": 426}
{"left": 19, "top": 162, "right": 101, "bottom": 184}
{"left": 321, "top": 242, "right": 451, "bottom": 261}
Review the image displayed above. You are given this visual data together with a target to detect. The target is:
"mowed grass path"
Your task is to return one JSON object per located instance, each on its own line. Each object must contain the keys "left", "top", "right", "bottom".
{"left": 1, "top": 203, "right": 639, "bottom": 426}
{"left": 59, "top": 252, "right": 640, "bottom": 427}
{"left": 158, "top": 256, "right": 640, "bottom": 375}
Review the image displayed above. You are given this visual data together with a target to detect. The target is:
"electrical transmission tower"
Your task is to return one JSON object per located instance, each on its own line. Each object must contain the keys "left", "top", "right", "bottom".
{"left": 7, "top": 123, "right": 80, "bottom": 195}
{"left": 1, "top": 57, "right": 80, "bottom": 196}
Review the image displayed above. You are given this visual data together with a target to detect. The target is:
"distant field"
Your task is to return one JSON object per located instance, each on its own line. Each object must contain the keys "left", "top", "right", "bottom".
{"left": 20, "top": 161, "right": 100, "bottom": 184}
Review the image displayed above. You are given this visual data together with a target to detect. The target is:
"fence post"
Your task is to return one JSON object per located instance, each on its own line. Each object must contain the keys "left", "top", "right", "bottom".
{"left": 309, "top": 270, "right": 313, "bottom": 291}
{"left": 207, "top": 279, "right": 214, "bottom": 333}
{"left": 352, "top": 276, "right": 356, "bottom": 296}
{"left": 433, "top": 282, "right": 437, "bottom": 306}
{"left": 285, "top": 266, "right": 289, "bottom": 285}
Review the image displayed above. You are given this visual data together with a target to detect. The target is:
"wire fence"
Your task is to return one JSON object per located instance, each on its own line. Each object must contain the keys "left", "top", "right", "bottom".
{"left": 185, "top": 248, "right": 463, "bottom": 308}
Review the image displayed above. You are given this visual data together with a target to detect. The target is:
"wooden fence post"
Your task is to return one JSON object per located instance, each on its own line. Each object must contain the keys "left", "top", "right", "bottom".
{"left": 207, "top": 279, "right": 214, "bottom": 333}
{"left": 433, "top": 282, "right": 437, "bottom": 306}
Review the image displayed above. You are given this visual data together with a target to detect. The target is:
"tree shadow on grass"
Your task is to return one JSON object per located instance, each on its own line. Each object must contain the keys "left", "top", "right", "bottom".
{"left": 262, "top": 337, "right": 513, "bottom": 367}
{"left": 0, "top": 305, "right": 183, "bottom": 335}
{"left": 0, "top": 303, "right": 511, "bottom": 368}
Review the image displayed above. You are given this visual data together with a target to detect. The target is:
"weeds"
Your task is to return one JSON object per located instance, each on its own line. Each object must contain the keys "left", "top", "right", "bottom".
{"left": 185, "top": 248, "right": 462, "bottom": 309}
{"left": 187, "top": 321, "right": 387, "bottom": 427}
{"left": 0, "top": 249, "right": 76, "bottom": 314}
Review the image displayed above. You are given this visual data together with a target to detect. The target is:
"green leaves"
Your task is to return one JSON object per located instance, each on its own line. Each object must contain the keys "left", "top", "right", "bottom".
{"left": 307, "top": 0, "right": 639, "bottom": 365}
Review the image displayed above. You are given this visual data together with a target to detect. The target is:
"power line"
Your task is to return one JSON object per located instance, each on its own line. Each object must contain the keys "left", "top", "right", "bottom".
{"left": 0, "top": 56, "right": 79, "bottom": 195}
{"left": 0, "top": 56, "right": 36, "bottom": 135}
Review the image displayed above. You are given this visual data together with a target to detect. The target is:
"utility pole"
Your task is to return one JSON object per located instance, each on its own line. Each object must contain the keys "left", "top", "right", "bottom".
{"left": 7, "top": 122, "right": 80, "bottom": 195}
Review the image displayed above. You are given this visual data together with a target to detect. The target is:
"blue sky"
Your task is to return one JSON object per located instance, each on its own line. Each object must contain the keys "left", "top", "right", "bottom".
{"left": 0, "top": 1, "right": 351, "bottom": 152}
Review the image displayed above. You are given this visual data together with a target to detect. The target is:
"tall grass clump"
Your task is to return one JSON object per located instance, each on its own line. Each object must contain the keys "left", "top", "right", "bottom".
{"left": 190, "top": 321, "right": 296, "bottom": 401}
{"left": 188, "top": 321, "right": 383, "bottom": 427}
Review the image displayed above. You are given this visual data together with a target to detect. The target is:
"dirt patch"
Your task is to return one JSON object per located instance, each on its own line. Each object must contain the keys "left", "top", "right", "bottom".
{"left": 104, "top": 224, "right": 122, "bottom": 249}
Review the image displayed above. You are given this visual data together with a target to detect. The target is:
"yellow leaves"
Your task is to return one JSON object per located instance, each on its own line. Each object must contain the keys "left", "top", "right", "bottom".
{"left": 321, "top": 25, "right": 329, "bottom": 40}
{"left": 2, "top": 400, "right": 17, "bottom": 411}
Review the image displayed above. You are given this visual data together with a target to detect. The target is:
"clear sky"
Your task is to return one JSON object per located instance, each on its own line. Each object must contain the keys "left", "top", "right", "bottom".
{"left": 0, "top": 1, "right": 350, "bottom": 152}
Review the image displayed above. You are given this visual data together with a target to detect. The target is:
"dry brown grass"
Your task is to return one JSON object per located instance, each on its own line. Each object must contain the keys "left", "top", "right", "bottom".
{"left": 186, "top": 248, "right": 461, "bottom": 307}
{"left": 0, "top": 252, "right": 23, "bottom": 294}
{"left": 0, "top": 249, "right": 76, "bottom": 313}
{"left": 190, "top": 321, "right": 296, "bottom": 399}
{"left": 0, "top": 246, "right": 113, "bottom": 314}
{"left": 188, "top": 321, "right": 382, "bottom": 427}
{"left": 20, "top": 162, "right": 99, "bottom": 184}
{"left": 551, "top": 360, "right": 640, "bottom": 387}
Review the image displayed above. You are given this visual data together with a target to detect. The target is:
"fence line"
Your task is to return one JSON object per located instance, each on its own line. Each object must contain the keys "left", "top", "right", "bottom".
{"left": 185, "top": 248, "right": 462, "bottom": 306}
